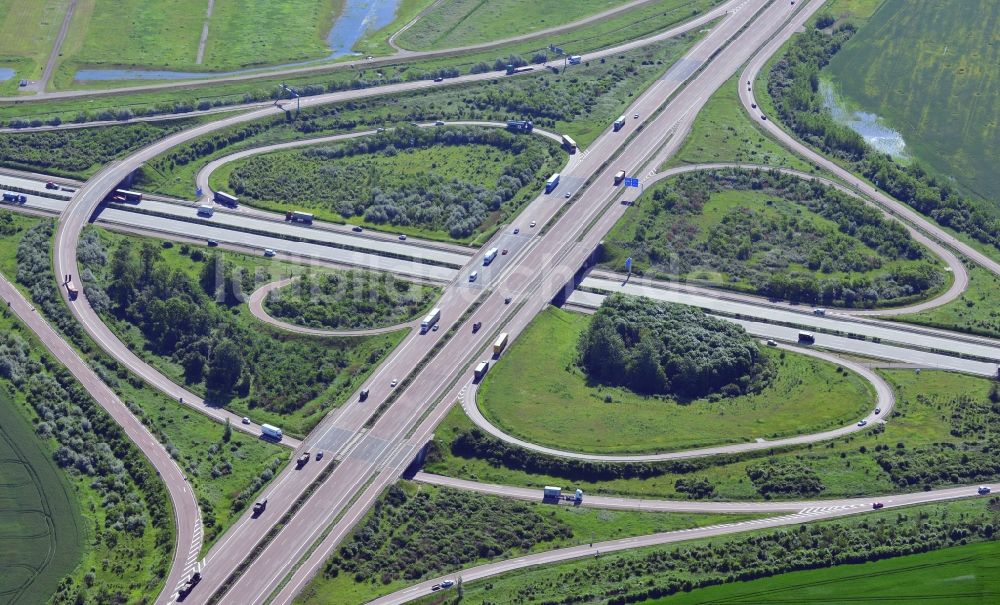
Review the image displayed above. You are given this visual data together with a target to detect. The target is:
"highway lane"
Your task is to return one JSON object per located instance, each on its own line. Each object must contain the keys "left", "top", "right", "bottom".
{"left": 255, "top": 2, "right": 831, "bottom": 603}
{"left": 2, "top": 0, "right": 729, "bottom": 103}
{"left": 568, "top": 289, "right": 1000, "bottom": 377}
{"left": 737, "top": 14, "right": 1000, "bottom": 279}
{"left": 247, "top": 277, "right": 421, "bottom": 337}
{"left": 0, "top": 270, "right": 203, "bottom": 602}
{"left": 367, "top": 481, "right": 1000, "bottom": 605}
{"left": 634, "top": 162, "right": 969, "bottom": 316}
{"left": 582, "top": 276, "right": 1000, "bottom": 363}
{"left": 458, "top": 341, "right": 893, "bottom": 462}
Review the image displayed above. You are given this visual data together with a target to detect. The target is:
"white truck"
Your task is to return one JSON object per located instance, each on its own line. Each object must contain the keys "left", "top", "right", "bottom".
{"left": 421, "top": 308, "right": 441, "bottom": 333}
{"left": 474, "top": 360, "right": 489, "bottom": 381}
{"left": 261, "top": 424, "right": 283, "bottom": 441}
{"left": 613, "top": 115, "right": 626, "bottom": 131}
{"left": 543, "top": 486, "right": 562, "bottom": 499}
{"left": 483, "top": 247, "right": 499, "bottom": 265}
{"left": 197, "top": 204, "right": 214, "bottom": 217}
{"left": 286, "top": 210, "right": 314, "bottom": 224}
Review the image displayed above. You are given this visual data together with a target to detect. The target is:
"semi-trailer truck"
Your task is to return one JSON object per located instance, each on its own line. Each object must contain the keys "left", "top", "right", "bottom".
{"left": 493, "top": 332, "right": 509, "bottom": 355}
{"left": 214, "top": 190, "right": 239, "bottom": 207}
{"left": 483, "top": 247, "right": 498, "bottom": 265}
{"left": 474, "top": 360, "right": 489, "bottom": 381}
{"left": 561, "top": 135, "right": 577, "bottom": 153}
{"left": 421, "top": 308, "right": 441, "bottom": 333}
{"left": 543, "top": 486, "right": 562, "bottom": 499}
{"left": 286, "top": 210, "right": 314, "bottom": 224}
{"left": 613, "top": 115, "right": 626, "bottom": 131}
{"left": 197, "top": 204, "right": 214, "bottom": 217}
{"left": 2, "top": 192, "right": 26, "bottom": 203}
{"left": 798, "top": 331, "right": 815, "bottom": 344}
{"left": 545, "top": 173, "right": 560, "bottom": 193}
{"left": 261, "top": 424, "right": 283, "bottom": 441}
{"left": 115, "top": 189, "right": 142, "bottom": 202}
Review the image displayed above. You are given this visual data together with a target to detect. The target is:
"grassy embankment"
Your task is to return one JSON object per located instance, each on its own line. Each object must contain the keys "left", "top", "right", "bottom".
{"left": 50, "top": 0, "right": 337, "bottom": 87}
{"left": 294, "top": 480, "right": 765, "bottom": 605}
{"left": 80, "top": 227, "right": 406, "bottom": 436}
{"left": 477, "top": 306, "right": 873, "bottom": 454}
{"left": 892, "top": 263, "right": 1000, "bottom": 339}
{"left": 427, "top": 365, "right": 996, "bottom": 501}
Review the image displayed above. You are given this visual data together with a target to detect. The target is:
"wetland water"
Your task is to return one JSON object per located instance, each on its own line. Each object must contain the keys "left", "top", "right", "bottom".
{"left": 820, "top": 80, "right": 908, "bottom": 160}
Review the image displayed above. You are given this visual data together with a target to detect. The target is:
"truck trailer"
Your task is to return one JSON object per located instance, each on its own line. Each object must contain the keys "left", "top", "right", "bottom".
{"left": 483, "top": 247, "right": 499, "bottom": 265}
{"left": 614, "top": 170, "right": 626, "bottom": 185}
{"left": 261, "top": 424, "right": 283, "bottom": 441}
{"left": 543, "top": 486, "right": 562, "bottom": 499}
{"left": 115, "top": 189, "right": 143, "bottom": 202}
{"left": 561, "top": 135, "right": 577, "bottom": 153}
{"left": 798, "top": 331, "right": 815, "bottom": 344}
{"left": 421, "top": 308, "right": 441, "bottom": 333}
{"left": 613, "top": 115, "right": 626, "bottom": 131}
{"left": 214, "top": 190, "right": 239, "bottom": 207}
{"left": 493, "top": 332, "right": 509, "bottom": 356}
{"left": 474, "top": 360, "right": 489, "bottom": 381}
{"left": 286, "top": 210, "right": 314, "bottom": 224}
{"left": 545, "top": 173, "right": 560, "bottom": 193}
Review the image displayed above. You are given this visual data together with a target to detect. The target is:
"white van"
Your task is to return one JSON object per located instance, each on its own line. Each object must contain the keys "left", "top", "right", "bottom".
{"left": 469, "top": 271, "right": 478, "bottom": 282}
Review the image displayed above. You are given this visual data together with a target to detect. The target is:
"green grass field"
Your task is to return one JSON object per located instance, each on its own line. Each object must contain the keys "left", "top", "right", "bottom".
{"left": 0, "top": 386, "right": 84, "bottom": 605}
{"left": 478, "top": 307, "right": 873, "bottom": 454}
{"left": 428, "top": 368, "right": 993, "bottom": 501}
{"left": 52, "top": 0, "right": 336, "bottom": 82}
{"left": 665, "top": 74, "right": 814, "bottom": 172}
{"left": 646, "top": 539, "right": 1000, "bottom": 605}
{"left": 397, "top": 0, "right": 626, "bottom": 50}
{"left": 0, "top": 0, "right": 69, "bottom": 91}
{"left": 893, "top": 263, "right": 1000, "bottom": 338}
{"left": 294, "top": 480, "right": 763, "bottom": 605}
{"left": 826, "top": 0, "right": 1000, "bottom": 205}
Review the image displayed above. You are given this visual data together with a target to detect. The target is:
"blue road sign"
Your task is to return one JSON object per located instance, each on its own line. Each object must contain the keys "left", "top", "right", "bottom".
{"left": 625, "top": 257, "right": 633, "bottom": 273}
{"left": 624, "top": 177, "right": 640, "bottom": 188}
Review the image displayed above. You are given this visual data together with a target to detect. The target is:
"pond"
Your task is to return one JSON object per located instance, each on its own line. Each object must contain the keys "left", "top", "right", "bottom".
{"left": 820, "top": 79, "right": 908, "bottom": 160}
{"left": 74, "top": 0, "right": 400, "bottom": 81}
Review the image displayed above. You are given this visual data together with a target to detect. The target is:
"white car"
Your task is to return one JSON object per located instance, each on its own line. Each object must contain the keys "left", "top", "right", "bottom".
{"left": 263, "top": 249, "right": 275, "bottom": 257}
{"left": 564, "top": 191, "right": 571, "bottom": 198}
{"left": 530, "top": 221, "right": 537, "bottom": 228}
{"left": 766, "top": 339, "right": 777, "bottom": 346}
{"left": 398, "top": 234, "right": 407, "bottom": 241}
{"left": 633, "top": 113, "right": 639, "bottom": 119}
{"left": 390, "top": 379, "right": 398, "bottom": 388}
{"left": 241, "top": 416, "right": 250, "bottom": 425}
{"left": 857, "top": 420, "right": 868, "bottom": 427}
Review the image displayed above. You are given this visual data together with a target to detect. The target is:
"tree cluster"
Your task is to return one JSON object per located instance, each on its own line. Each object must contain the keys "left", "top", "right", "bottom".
{"left": 611, "top": 169, "right": 943, "bottom": 307}
{"left": 578, "top": 294, "right": 774, "bottom": 398}
{"left": 87, "top": 237, "right": 393, "bottom": 414}
{"left": 745, "top": 459, "right": 824, "bottom": 496}
{"left": 264, "top": 271, "right": 436, "bottom": 330}
{"left": 323, "top": 485, "right": 572, "bottom": 584}
{"left": 229, "top": 125, "right": 555, "bottom": 238}
{"left": 768, "top": 24, "right": 1000, "bottom": 252}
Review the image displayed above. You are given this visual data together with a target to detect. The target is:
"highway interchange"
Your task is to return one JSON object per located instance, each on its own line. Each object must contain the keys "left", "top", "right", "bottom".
{"left": 2, "top": 0, "right": 999, "bottom": 603}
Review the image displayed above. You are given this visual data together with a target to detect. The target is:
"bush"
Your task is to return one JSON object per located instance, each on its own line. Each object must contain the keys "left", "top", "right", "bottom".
{"left": 746, "top": 459, "right": 824, "bottom": 496}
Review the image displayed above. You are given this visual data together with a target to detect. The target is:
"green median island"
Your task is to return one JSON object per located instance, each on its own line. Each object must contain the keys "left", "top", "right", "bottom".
{"left": 602, "top": 169, "right": 950, "bottom": 308}
{"left": 477, "top": 297, "right": 874, "bottom": 455}
{"left": 211, "top": 125, "right": 563, "bottom": 244}
{"left": 263, "top": 271, "right": 440, "bottom": 331}
{"left": 78, "top": 228, "right": 409, "bottom": 437}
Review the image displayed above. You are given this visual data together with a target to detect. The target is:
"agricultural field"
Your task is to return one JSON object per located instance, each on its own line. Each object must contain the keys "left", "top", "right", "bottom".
{"left": 0, "top": 0, "right": 69, "bottom": 91}
{"left": 215, "top": 126, "right": 561, "bottom": 242}
{"left": 295, "top": 480, "right": 761, "bottom": 605}
{"left": 429, "top": 499, "right": 999, "bottom": 605}
{"left": 477, "top": 306, "right": 872, "bottom": 455}
{"left": 427, "top": 368, "right": 997, "bottom": 501}
{"left": 77, "top": 227, "right": 405, "bottom": 436}
{"left": 826, "top": 0, "right": 1000, "bottom": 205}
{"left": 52, "top": 0, "right": 336, "bottom": 84}
{"left": 0, "top": 387, "right": 83, "bottom": 605}
{"left": 601, "top": 170, "right": 949, "bottom": 308}
{"left": 398, "top": 0, "right": 638, "bottom": 50}
{"left": 264, "top": 271, "right": 439, "bottom": 331}
{"left": 646, "top": 539, "right": 1000, "bottom": 605}
{"left": 893, "top": 263, "right": 1000, "bottom": 339}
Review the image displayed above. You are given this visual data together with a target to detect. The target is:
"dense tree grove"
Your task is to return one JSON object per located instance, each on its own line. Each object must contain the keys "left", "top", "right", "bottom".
{"left": 746, "top": 459, "right": 824, "bottom": 496}
{"left": 0, "top": 120, "right": 197, "bottom": 177}
{"left": 608, "top": 169, "right": 944, "bottom": 307}
{"left": 17, "top": 222, "right": 89, "bottom": 346}
{"left": 322, "top": 486, "right": 572, "bottom": 584}
{"left": 578, "top": 295, "right": 774, "bottom": 398}
{"left": 768, "top": 23, "right": 1000, "bottom": 251}
{"left": 83, "top": 237, "right": 396, "bottom": 414}
{"left": 229, "top": 126, "right": 556, "bottom": 238}
{"left": 0, "top": 330, "right": 172, "bottom": 603}
{"left": 264, "top": 271, "right": 437, "bottom": 330}
{"left": 509, "top": 505, "right": 998, "bottom": 605}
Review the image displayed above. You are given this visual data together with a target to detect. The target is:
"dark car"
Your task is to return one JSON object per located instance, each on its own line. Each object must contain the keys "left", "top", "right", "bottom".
{"left": 872, "top": 502, "right": 884, "bottom": 509}
{"left": 207, "top": 239, "right": 218, "bottom": 247}
{"left": 472, "top": 321, "right": 482, "bottom": 333}
{"left": 352, "top": 226, "right": 363, "bottom": 232}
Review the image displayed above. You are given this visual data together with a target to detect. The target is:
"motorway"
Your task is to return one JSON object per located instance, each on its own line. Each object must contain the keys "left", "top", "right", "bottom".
{"left": 10, "top": 0, "right": 997, "bottom": 603}
{"left": 0, "top": 268, "right": 203, "bottom": 600}
{"left": 459, "top": 341, "right": 894, "bottom": 462}
{"left": 368, "top": 480, "right": 1000, "bottom": 605}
